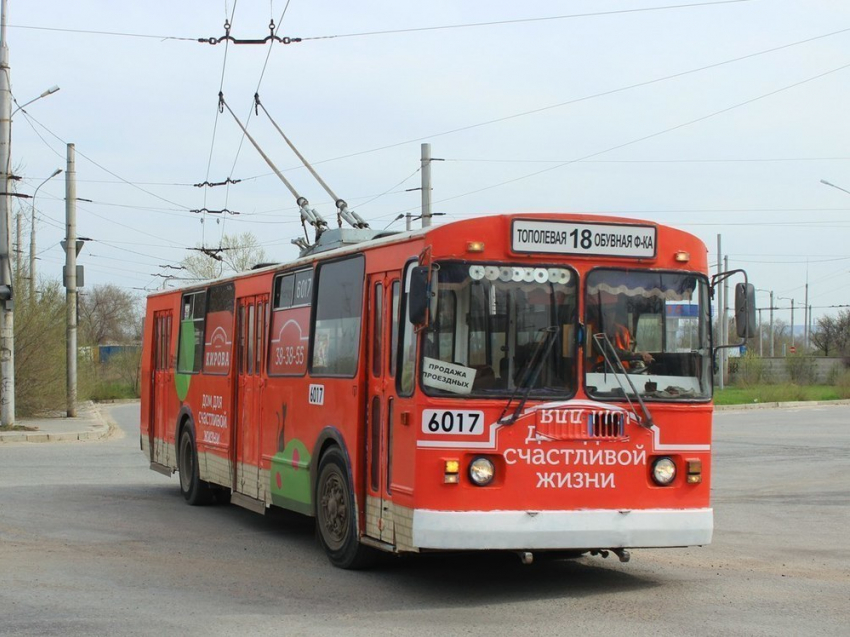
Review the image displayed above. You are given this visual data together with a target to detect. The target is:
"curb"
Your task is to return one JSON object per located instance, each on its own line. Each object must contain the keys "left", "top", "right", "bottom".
{"left": 715, "top": 399, "right": 850, "bottom": 411}
{"left": 0, "top": 402, "right": 112, "bottom": 444}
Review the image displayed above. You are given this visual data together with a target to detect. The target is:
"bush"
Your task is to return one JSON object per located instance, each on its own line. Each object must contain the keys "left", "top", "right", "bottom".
{"left": 14, "top": 282, "right": 67, "bottom": 416}
{"left": 837, "top": 371, "right": 850, "bottom": 400}
{"left": 733, "top": 352, "right": 765, "bottom": 386}
{"left": 785, "top": 355, "right": 818, "bottom": 385}
{"left": 79, "top": 348, "right": 142, "bottom": 401}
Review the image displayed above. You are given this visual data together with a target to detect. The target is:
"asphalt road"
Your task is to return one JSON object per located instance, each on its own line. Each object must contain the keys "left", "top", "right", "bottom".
{"left": 0, "top": 403, "right": 847, "bottom": 636}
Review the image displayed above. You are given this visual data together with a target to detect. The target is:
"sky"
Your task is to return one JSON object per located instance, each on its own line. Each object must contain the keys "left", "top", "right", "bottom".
{"left": 6, "top": 0, "right": 850, "bottom": 329}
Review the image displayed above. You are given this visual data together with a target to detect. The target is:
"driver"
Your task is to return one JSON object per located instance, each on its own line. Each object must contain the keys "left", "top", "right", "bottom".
{"left": 597, "top": 298, "right": 654, "bottom": 371}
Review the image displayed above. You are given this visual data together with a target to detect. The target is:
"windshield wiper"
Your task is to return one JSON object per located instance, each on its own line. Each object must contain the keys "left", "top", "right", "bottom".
{"left": 499, "top": 326, "right": 558, "bottom": 425}
{"left": 592, "top": 333, "right": 654, "bottom": 429}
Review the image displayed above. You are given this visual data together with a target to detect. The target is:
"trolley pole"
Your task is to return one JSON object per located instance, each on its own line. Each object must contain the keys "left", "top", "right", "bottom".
{"left": 64, "top": 144, "right": 77, "bottom": 417}
{"left": 421, "top": 143, "right": 432, "bottom": 228}
{"left": 0, "top": 0, "right": 15, "bottom": 426}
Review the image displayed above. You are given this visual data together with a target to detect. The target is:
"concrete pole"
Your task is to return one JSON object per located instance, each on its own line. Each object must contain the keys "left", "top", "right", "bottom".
{"left": 14, "top": 209, "right": 19, "bottom": 279}
{"left": 790, "top": 299, "right": 794, "bottom": 350}
{"left": 421, "top": 143, "right": 432, "bottom": 228}
{"left": 722, "top": 256, "right": 730, "bottom": 383}
{"left": 65, "top": 144, "right": 77, "bottom": 417}
{"left": 30, "top": 168, "right": 61, "bottom": 299}
{"left": 769, "top": 291, "right": 774, "bottom": 357}
{"left": 0, "top": 0, "right": 15, "bottom": 426}
{"left": 716, "top": 235, "right": 723, "bottom": 389}
{"left": 804, "top": 284, "right": 809, "bottom": 351}
{"left": 758, "top": 309, "right": 763, "bottom": 357}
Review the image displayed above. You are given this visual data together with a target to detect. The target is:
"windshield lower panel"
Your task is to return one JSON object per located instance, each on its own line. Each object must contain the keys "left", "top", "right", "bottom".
{"left": 585, "top": 269, "right": 711, "bottom": 401}
{"left": 421, "top": 263, "right": 578, "bottom": 398}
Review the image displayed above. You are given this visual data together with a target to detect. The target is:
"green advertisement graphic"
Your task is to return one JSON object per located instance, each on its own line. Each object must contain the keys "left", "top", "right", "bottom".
{"left": 270, "top": 439, "right": 312, "bottom": 515}
{"left": 175, "top": 320, "right": 195, "bottom": 401}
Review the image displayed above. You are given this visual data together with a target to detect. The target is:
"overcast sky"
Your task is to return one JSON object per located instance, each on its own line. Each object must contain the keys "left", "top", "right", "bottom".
{"left": 7, "top": 0, "right": 850, "bottom": 327}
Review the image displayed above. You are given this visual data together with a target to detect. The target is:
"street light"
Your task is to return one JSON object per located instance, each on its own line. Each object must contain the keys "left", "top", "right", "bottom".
{"left": 11, "top": 85, "right": 59, "bottom": 117}
{"left": 776, "top": 295, "right": 796, "bottom": 354}
{"left": 0, "top": 74, "right": 63, "bottom": 427}
{"left": 29, "top": 168, "right": 62, "bottom": 298}
{"left": 755, "top": 287, "right": 771, "bottom": 357}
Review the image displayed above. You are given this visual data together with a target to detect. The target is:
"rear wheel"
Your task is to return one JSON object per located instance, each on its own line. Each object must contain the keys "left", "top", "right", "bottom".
{"left": 178, "top": 424, "right": 213, "bottom": 505}
{"left": 315, "top": 447, "right": 376, "bottom": 569}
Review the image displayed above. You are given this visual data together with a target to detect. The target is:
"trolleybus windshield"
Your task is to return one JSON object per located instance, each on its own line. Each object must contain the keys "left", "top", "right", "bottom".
{"left": 420, "top": 262, "right": 578, "bottom": 398}
{"left": 585, "top": 269, "right": 711, "bottom": 401}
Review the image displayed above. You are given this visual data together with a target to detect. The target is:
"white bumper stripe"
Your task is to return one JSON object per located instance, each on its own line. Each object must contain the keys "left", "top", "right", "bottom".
{"left": 411, "top": 508, "right": 713, "bottom": 550}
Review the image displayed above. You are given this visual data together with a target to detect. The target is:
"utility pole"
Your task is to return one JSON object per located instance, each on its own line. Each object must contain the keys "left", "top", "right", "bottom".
{"left": 0, "top": 0, "right": 15, "bottom": 426}
{"left": 804, "top": 283, "right": 809, "bottom": 352}
{"left": 791, "top": 299, "right": 796, "bottom": 351}
{"left": 30, "top": 168, "right": 61, "bottom": 299}
{"left": 758, "top": 309, "right": 763, "bottom": 357}
{"left": 65, "top": 144, "right": 77, "bottom": 417}
{"left": 722, "top": 255, "right": 730, "bottom": 384}
{"left": 14, "top": 208, "right": 19, "bottom": 278}
{"left": 421, "top": 143, "right": 432, "bottom": 228}
{"left": 769, "top": 290, "right": 775, "bottom": 357}
{"left": 716, "top": 235, "right": 723, "bottom": 389}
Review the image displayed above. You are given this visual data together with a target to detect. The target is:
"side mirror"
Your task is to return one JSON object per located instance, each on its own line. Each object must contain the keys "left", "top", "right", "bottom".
{"left": 735, "top": 283, "right": 756, "bottom": 339}
{"left": 408, "top": 266, "right": 430, "bottom": 325}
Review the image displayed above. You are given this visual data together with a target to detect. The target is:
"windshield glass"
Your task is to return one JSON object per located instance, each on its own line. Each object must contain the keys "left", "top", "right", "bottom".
{"left": 421, "top": 262, "right": 578, "bottom": 397}
{"left": 585, "top": 269, "right": 711, "bottom": 401}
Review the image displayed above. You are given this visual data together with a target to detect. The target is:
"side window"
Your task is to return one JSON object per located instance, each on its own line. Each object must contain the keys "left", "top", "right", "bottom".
{"left": 390, "top": 280, "right": 400, "bottom": 377}
{"left": 274, "top": 274, "right": 295, "bottom": 309}
{"left": 311, "top": 256, "right": 365, "bottom": 377}
{"left": 372, "top": 282, "right": 383, "bottom": 377}
{"left": 269, "top": 268, "right": 313, "bottom": 377}
{"left": 398, "top": 263, "right": 418, "bottom": 396}
{"left": 177, "top": 291, "right": 205, "bottom": 373}
{"left": 203, "top": 282, "right": 234, "bottom": 375}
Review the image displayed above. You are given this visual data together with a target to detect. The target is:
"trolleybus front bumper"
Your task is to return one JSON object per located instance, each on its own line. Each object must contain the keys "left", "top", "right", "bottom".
{"left": 411, "top": 508, "right": 713, "bottom": 550}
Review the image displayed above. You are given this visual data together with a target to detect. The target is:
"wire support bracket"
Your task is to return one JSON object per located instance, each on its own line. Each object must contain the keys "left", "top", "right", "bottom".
{"left": 194, "top": 177, "right": 242, "bottom": 188}
{"left": 199, "top": 20, "right": 302, "bottom": 45}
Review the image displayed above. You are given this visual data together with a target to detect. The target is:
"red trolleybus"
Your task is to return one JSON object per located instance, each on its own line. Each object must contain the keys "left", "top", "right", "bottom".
{"left": 141, "top": 213, "right": 753, "bottom": 568}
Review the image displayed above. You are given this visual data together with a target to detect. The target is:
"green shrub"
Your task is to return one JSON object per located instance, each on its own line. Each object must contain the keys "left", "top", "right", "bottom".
{"left": 14, "top": 282, "right": 67, "bottom": 416}
{"left": 837, "top": 371, "right": 850, "bottom": 400}
{"left": 733, "top": 352, "right": 765, "bottom": 386}
{"left": 785, "top": 355, "right": 817, "bottom": 385}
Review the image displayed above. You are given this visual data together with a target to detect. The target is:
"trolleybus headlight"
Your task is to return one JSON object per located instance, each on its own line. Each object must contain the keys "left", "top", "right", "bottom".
{"left": 468, "top": 457, "right": 495, "bottom": 486}
{"left": 651, "top": 457, "right": 677, "bottom": 485}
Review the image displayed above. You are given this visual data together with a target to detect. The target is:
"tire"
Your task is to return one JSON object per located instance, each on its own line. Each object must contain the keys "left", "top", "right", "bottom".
{"left": 177, "top": 424, "right": 213, "bottom": 506}
{"left": 315, "top": 447, "right": 376, "bottom": 569}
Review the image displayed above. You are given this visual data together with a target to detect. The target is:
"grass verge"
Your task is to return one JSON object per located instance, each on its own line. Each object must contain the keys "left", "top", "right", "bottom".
{"left": 715, "top": 384, "right": 844, "bottom": 405}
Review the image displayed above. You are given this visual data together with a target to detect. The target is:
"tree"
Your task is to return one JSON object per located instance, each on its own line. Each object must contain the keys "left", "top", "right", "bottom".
{"left": 14, "top": 280, "right": 67, "bottom": 416}
{"left": 812, "top": 310, "right": 850, "bottom": 357}
{"left": 181, "top": 232, "right": 269, "bottom": 281}
{"left": 79, "top": 284, "right": 143, "bottom": 346}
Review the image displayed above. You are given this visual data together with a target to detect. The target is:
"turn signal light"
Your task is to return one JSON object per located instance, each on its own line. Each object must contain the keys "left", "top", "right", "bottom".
{"left": 467, "top": 241, "right": 485, "bottom": 253}
{"left": 674, "top": 251, "right": 690, "bottom": 263}
{"left": 687, "top": 459, "right": 702, "bottom": 484}
{"left": 444, "top": 459, "right": 460, "bottom": 484}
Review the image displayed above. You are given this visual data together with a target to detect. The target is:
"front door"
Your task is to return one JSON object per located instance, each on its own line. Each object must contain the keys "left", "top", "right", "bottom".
{"left": 234, "top": 294, "right": 268, "bottom": 500}
{"left": 365, "top": 273, "right": 401, "bottom": 545}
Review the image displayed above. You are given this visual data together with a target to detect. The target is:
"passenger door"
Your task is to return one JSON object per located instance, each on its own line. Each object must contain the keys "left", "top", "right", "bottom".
{"left": 365, "top": 272, "right": 401, "bottom": 545}
{"left": 234, "top": 294, "right": 269, "bottom": 500}
{"left": 151, "top": 310, "right": 173, "bottom": 466}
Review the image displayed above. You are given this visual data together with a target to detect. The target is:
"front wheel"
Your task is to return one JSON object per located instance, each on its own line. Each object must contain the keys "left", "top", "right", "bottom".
{"left": 178, "top": 424, "right": 213, "bottom": 505}
{"left": 315, "top": 448, "right": 376, "bottom": 569}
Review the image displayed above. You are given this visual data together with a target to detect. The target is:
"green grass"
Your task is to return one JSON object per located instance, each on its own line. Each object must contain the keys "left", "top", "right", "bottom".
{"left": 715, "top": 384, "right": 844, "bottom": 405}
{"left": 87, "top": 381, "right": 138, "bottom": 402}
